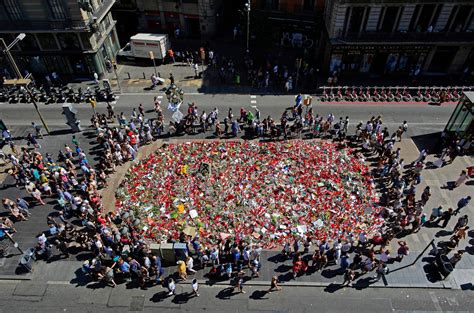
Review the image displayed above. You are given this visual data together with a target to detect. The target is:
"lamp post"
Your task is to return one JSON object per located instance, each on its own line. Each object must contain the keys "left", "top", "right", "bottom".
{"left": 244, "top": 0, "right": 251, "bottom": 53}
{"left": 1, "top": 33, "right": 50, "bottom": 134}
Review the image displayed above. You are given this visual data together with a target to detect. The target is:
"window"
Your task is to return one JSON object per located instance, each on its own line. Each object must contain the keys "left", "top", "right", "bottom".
{"left": 57, "top": 33, "right": 81, "bottom": 50}
{"left": 379, "top": 7, "right": 400, "bottom": 32}
{"left": 451, "top": 6, "right": 471, "bottom": 32}
{"left": 47, "top": 0, "right": 67, "bottom": 20}
{"left": 264, "top": 0, "right": 278, "bottom": 10}
{"left": 303, "top": 0, "right": 315, "bottom": 11}
{"left": 1, "top": 0, "right": 23, "bottom": 21}
{"left": 346, "top": 7, "right": 365, "bottom": 33}
{"left": 36, "top": 33, "right": 60, "bottom": 50}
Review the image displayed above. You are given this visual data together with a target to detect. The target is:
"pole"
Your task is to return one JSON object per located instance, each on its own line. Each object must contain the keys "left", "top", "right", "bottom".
{"left": 26, "top": 88, "right": 50, "bottom": 135}
{"left": 4, "top": 231, "right": 23, "bottom": 254}
{"left": 295, "top": 58, "right": 302, "bottom": 90}
{"left": 113, "top": 63, "right": 122, "bottom": 93}
{"left": 246, "top": 1, "right": 250, "bottom": 53}
{"left": 152, "top": 58, "right": 157, "bottom": 76}
{"left": 2, "top": 34, "right": 49, "bottom": 134}
{"left": 1, "top": 38, "right": 22, "bottom": 79}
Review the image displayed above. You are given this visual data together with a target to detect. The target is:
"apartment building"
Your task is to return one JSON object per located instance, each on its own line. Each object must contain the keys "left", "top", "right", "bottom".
{"left": 322, "top": 0, "right": 474, "bottom": 76}
{"left": 251, "top": 0, "right": 323, "bottom": 52}
{"left": 134, "top": 0, "right": 222, "bottom": 39}
{"left": 0, "top": 0, "right": 120, "bottom": 80}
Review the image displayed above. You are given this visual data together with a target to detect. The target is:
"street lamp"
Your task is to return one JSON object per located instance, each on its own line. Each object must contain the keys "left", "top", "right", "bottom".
{"left": 1, "top": 34, "right": 50, "bottom": 134}
{"left": 1, "top": 33, "right": 26, "bottom": 79}
{"left": 244, "top": 0, "right": 251, "bottom": 53}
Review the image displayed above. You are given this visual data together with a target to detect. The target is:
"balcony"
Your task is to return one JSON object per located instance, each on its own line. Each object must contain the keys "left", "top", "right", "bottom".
{"left": 0, "top": 20, "right": 90, "bottom": 33}
{"left": 335, "top": 30, "right": 474, "bottom": 43}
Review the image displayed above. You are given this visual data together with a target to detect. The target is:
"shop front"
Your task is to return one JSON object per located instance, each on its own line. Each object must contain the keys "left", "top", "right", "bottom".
{"left": 445, "top": 92, "right": 474, "bottom": 135}
{"left": 328, "top": 45, "right": 433, "bottom": 75}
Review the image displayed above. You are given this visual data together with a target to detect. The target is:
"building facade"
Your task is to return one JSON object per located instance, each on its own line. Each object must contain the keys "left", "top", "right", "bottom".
{"left": 322, "top": 0, "right": 474, "bottom": 76}
{"left": 251, "top": 0, "right": 324, "bottom": 54}
{"left": 135, "top": 0, "right": 222, "bottom": 39}
{"left": 0, "top": 0, "right": 121, "bottom": 81}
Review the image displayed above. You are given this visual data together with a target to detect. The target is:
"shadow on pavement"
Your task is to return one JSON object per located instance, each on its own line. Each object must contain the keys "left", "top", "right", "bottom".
{"left": 215, "top": 287, "right": 238, "bottom": 300}
{"left": 411, "top": 132, "right": 442, "bottom": 155}
{"left": 150, "top": 291, "right": 170, "bottom": 302}
{"left": 324, "top": 283, "right": 345, "bottom": 293}
{"left": 249, "top": 290, "right": 269, "bottom": 300}
{"left": 172, "top": 292, "right": 194, "bottom": 304}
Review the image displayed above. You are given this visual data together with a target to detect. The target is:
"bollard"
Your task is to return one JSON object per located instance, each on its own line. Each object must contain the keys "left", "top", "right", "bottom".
{"left": 143, "top": 72, "right": 146, "bottom": 79}
{"left": 126, "top": 72, "right": 131, "bottom": 79}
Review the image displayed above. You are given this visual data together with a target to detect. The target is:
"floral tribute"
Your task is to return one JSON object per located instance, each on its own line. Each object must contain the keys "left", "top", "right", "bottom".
{"left": 115, "top": 140, "right": 383, "bottom": 248}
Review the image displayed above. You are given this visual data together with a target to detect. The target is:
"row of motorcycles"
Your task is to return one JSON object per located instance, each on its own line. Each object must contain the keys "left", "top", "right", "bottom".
{"left": 0, "top": 85, "right": 117, "bottom": 104}
{"left": 320, "top": 86, "right": 471, "bottom": 103}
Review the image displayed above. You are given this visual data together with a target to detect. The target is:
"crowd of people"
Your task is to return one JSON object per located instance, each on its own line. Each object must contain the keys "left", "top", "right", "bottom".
{"left": 0, "top": 93, "right": 471, "bottom": 295}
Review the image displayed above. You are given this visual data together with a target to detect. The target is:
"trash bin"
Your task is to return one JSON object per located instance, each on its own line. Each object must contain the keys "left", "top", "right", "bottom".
{"left": 173, "top": 243, "right": 187, "bottom": 261}
{"left": 25, "top": 247, "right": 36, "bottom": 261}
{"left": 20, "top": 254, "right": 34, "bottom": 272}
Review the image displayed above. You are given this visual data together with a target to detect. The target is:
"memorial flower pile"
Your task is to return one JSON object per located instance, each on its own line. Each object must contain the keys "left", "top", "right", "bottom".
{"left": 115, "top": 140, "right": 384, "bottom": 248}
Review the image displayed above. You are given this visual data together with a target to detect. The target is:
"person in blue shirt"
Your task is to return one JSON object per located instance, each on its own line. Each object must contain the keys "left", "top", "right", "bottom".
{"left": 455, "top": 196, "right": 471, "bottom": 215}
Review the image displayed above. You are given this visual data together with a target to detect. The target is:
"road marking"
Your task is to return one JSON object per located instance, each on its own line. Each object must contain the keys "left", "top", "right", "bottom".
{"left": 250, "top": 100, "right": 257, "bottom": 104}
{"left": 157, "top": 96, "right": 163, "bottom": 99}
{"left": 0, "top": 258, "right": 5, "bottom": 267}
{"left": 429, "top": 291, "right": 443, "bottom": 311}
{"left": 250, "top": 95, "right": 257, "bottom": 98}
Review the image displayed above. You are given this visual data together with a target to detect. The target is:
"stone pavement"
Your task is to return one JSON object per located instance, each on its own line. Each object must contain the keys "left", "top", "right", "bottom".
{"left": 0, "top": 123, "right": 472, "bottom": 291}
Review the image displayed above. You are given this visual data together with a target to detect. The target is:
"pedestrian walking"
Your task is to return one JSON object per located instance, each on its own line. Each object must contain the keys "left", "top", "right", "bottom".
{"left": 234, "top": 272, "right": 245, "bottom": 293}
{"left": 167, "top": 278, "right": 176, "bottom": 296}
{"left": 372, "top": 263, "right": 389, "bottom": 281}
{"left": 343, "top": 269, "right": 356, "bottom": 286}
{"left": 191, "top": 278, "right": 199, "bottom": 297}
{"left": 169, "top": 73, "right": 175, "bottom": 85}
{"left": 193, "top": 63, "right": 199, "bottom": 78}
{"left": 31, "top": 122, "right": 43, "bottom": 139}
{"left": 453, "top": 215, "right": 469, "bottom": 233}
{"left": 455, "top": 196, "right": 471, "bottom": 215}
{"left": 396, "top": 241, "right": 409, "bottom": 261}
{"left": 268, "top": 276, "right": 282, "bottom": 292}
{"left": 437, "top": 208, "right": 454, "bottom": 228}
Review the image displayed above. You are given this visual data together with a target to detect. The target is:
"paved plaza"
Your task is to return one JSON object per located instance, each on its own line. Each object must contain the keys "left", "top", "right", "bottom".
{"left": 0, "top": 94, "right": 472, "bottom": 311}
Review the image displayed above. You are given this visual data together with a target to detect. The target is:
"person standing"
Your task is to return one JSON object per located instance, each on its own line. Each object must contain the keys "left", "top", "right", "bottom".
{"left": 167, "top": 278, "right": 176, "bottom": 296}
{"left": 169, "top": 73, "right": 175, "bottom": 85}
{"left": 191, "top": 278, "right": 199, "bottom": 297}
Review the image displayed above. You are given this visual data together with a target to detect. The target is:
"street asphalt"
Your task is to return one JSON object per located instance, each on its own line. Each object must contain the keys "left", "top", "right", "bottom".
{"left": 0, "top": 278, "right": 473, "bottom": 312}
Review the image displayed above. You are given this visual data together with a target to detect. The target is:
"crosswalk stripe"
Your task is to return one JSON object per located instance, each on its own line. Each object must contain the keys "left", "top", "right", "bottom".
{"left": 250, "top": 100, "right": 257, "bottom": 104}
